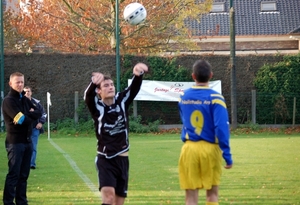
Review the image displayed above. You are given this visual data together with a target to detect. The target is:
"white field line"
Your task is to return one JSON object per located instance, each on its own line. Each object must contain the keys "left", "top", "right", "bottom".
{"left": 48, "top": 138, "right": 100, "bottom": 199}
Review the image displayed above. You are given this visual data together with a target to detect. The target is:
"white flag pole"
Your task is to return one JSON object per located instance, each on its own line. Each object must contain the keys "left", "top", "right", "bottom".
{"left": 47, "top": 92, "right": 52, "bottom": 140}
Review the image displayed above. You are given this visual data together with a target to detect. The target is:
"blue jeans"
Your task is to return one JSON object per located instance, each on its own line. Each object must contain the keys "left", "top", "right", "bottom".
{"left": 3, "top": 142, "right": 32, "bottom": 205}
{"left": 30, "top": 128, "right": 40, "bottom": 168}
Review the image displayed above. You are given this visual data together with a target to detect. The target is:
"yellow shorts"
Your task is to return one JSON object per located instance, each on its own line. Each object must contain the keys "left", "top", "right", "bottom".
{"left": 179, "top": 140, "right": 222, "bottom": 190}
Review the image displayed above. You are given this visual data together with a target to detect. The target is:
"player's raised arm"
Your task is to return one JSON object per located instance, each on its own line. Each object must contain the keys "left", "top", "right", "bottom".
{"left": 133, "top": 63, "right": 148, "bottom": 76}
{"left": 91, "top": 72, "right": 104, "bottom": 86}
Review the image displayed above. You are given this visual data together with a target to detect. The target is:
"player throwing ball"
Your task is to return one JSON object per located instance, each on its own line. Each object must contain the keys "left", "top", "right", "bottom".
{"left": 84, "top": 63, "right": 148, "bottom": 205}
{"left": 178, "top": 60, "right": 233, "bottom": 205}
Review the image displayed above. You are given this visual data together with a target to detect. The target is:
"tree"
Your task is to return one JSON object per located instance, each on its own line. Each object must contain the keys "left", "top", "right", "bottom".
{"left": 254, "top": 53, "right": 300, "bottom": 124}
{"left": 9, "top": 0, "right": 213, "bottom": 54}
{"left": 3, "top": 9, "right": 30, "bottom": 52}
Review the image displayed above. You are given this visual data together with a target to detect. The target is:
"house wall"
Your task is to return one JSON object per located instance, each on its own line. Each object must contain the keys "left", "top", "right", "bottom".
{"left": 196, "top": 40, "right": 299, "bottom": 51}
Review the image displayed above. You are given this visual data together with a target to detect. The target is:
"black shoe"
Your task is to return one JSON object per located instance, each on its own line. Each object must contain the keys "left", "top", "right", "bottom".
{"left": 30, "top": 166, "right": 36, "bottom": 169}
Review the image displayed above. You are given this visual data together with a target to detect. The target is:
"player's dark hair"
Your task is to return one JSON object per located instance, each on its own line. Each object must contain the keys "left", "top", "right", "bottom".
{"left": 96, "top": 75, "right": 113, "bottom": 89}
{"left": 192, "top": 60, "right": 212, "bottom": 83}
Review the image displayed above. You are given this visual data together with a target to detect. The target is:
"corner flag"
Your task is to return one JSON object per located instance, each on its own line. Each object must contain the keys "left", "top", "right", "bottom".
{"left": 47, "top": 92, "right": 51, "bottom": 139}
{"left": 47, "top": 92, "right": 52, "bottom": 106}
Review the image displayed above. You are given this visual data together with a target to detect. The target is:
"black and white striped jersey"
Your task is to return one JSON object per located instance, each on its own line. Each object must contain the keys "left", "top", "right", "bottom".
{"left": 84, "top": 74, "right": 143, "bottom": 159}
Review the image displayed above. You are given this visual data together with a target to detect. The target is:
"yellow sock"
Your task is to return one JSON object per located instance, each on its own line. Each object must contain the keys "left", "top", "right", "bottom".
{"left": 206, "top": 202, "right": 219, "bottom": 205}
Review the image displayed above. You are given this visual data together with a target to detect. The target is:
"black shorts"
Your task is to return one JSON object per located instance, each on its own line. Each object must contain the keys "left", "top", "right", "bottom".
{"left": 96, "top": 155, "right": 129, "bottom": 197}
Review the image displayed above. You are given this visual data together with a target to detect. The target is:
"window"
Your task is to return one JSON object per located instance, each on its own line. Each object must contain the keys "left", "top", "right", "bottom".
{"left": 211, "top": 2, "right": 225, "bottom": 13}
{"left": 261, "top": 1, "right": 277, "bottom": 11}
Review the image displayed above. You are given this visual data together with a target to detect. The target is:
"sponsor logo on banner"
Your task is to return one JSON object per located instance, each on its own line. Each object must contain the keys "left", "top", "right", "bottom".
{"left": 128, "top": 80, "right": 222, "bottom": 101}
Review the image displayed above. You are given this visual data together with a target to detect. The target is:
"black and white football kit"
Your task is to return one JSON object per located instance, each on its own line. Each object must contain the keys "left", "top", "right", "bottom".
{"left": 84, "top": 73, "right": 144, "bottom": 197}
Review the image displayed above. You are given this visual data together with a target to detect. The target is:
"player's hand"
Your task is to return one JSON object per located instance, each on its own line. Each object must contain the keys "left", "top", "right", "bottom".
{"left": 224, "top": 164, "right": 233, "bottom": 169}
{"left": 91, "top": 72, "right": 104, "bottom": 86}
{"left": 133, "top": 63, "right": 148, "bottom": 76}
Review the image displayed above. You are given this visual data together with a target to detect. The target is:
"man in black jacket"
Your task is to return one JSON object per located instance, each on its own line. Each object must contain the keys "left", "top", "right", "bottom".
{"left": 2, "top": 72, "right": 42, "bottom": 205}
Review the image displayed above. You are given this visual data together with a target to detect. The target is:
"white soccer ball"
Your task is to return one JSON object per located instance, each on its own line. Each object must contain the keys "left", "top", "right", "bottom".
{"left": 123, "top": 2, "right": 147, "bottom": 25}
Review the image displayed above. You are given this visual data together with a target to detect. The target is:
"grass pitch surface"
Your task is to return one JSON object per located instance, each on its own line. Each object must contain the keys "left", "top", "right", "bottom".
{"left": 0, "top": 132, "right": 299, "bottom": 204}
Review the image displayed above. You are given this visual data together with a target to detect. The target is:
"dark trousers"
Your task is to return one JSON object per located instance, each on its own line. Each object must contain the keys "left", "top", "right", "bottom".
{"left": 3, "top": 142, "right": 33, "bottom": 205}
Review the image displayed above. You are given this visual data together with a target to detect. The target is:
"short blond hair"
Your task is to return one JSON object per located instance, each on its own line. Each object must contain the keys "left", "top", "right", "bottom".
{"left": 10, "top": 72, "right": 24, "bottom": 81}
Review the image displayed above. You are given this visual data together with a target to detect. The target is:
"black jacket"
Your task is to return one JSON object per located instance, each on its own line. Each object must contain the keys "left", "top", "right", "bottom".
{"left": 30, "top": 97, "right": 47, "bottom": 134}
{"left": 2, "top": 89, "right": 42, "bottom": 144}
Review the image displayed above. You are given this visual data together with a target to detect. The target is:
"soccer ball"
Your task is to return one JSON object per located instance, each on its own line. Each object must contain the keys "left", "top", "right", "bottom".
{"left": 123, "top": 2, "right": 147, "bottom": 25}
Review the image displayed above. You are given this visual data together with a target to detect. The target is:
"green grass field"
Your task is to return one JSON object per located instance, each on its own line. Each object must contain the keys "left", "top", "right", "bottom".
{"left": 0, "top": 132, "right": 300, "bottom": 204}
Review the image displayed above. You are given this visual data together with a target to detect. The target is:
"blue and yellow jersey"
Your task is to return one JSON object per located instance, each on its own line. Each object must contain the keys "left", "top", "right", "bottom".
{"left": 178, "top": 85, "right": 232, "bottom": 165}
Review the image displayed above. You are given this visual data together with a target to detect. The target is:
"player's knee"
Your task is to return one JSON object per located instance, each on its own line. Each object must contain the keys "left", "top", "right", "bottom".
{"left": 101, "top": 187, "right": 115, "bottom": 204}
{"left": 206, "top": 185, "right": 219, "bottom": 201}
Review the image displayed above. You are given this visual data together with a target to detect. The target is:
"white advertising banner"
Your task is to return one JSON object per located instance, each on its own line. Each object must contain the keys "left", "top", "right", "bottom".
{"left": 128, "top": 80, "right": 222, "bottom": 101}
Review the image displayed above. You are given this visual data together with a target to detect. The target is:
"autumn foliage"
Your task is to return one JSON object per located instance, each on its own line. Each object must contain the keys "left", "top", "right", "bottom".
{"left": 9, "top": 0, "right": 213, "bottom": 54}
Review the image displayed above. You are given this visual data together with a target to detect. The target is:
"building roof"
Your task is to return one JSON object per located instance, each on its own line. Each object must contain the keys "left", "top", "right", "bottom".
{"left": 190, "top": 0, "right": 300, "bottom": 37}
{"left": 289, "top": 26, "right": 300, "bottom": 34}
